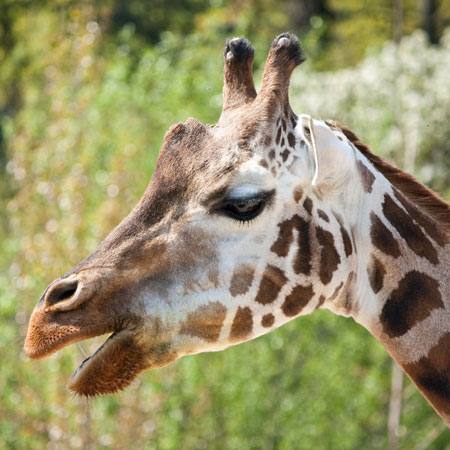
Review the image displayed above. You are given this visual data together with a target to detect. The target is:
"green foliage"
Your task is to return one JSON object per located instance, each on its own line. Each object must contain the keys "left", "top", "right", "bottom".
{"left": 1, "top": 1, "right": 450, "bottom": 449}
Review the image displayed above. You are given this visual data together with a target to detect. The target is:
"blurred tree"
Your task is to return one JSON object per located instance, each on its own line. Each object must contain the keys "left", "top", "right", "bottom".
{"left": 393, "top": 0, "right": 404, "bottom": 42}
{"left": 109, "top": 0, "right": 212, "bottom": 43}
{"left": 0, "top": 0, "right": 20, "bottom": 174}
{"left": 287, "top": 0, "right": 334, "bottom": 32}
{"left": 420, "top": 0, "right": 440, "bottom": 43}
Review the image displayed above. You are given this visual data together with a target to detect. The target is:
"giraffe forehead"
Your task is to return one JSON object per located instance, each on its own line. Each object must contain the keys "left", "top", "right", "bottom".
{"left": 230, "top": 157, "right": 274, "bottom": 188}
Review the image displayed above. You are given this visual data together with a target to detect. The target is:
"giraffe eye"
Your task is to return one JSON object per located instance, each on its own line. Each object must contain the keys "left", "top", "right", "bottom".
{"left": 217, "top": 190, "right": 274, "bottom": 222}
{"left": 222, "top": 198, "right": 264, "bottom": 221}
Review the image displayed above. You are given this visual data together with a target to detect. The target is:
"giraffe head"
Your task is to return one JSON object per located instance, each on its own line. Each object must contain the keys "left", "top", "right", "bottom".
{"left": 25, "top": 34, "right": 361, "bottom": 396}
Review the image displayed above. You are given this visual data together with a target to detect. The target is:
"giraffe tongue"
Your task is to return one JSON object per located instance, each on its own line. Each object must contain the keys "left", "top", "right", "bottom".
{"left": 68, "top": 331, "right": 146, "bottom": 396}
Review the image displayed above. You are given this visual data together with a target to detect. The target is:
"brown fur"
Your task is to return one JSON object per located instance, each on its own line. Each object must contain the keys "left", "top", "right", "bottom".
{"left": 271, "top": 216, "right": 298, "bottom": 257}
{"left": 380, "top": 271, "right": 444, "bottom": 338}
{"left": 287, "top": 132, "right": 296, "bottom": 148}
{"left": 271, "top": 215, "right": 311, "bottom": 277}
{"left": 303, "top": 197, "right": 313, "bottom": 215}
{"left": 333, "top": 212, "right": 352, "bottom": 257}
{"left": 367, "top": 254, "right": 386, "bottom": 294}
{"left": 315, "top": 226, "right": 340, "bottom": 285}
{"left": 356, "top": 160, "right": 375, "bottom": 193}
{"left": 282, "top": 284, "right": 314, "bottom": 317}
{"left": 404, "top": 332, "right": 450, "bottom": 417}
{"left": 261, "top": 313, "right": 275, "bottom": 328}
{"left": 293, "top": 185, "right": 303, "bottom": 203}
{"left": 383, "top": 193, "right": 438, "bottom": 264}
{"left": 229, "top": 264, "right": 255, "bottom": 297}
{"left": 317, "top": 209, "right": 329, "bottom": 222}
{"left": 316, "top": 295, "right": 326, "bottom": 309}
{"left": 222, "top": 38, "right": 256, "bottom": 111}
{"left": 293, "top": 216, "right": 312, "bottom": 275}
{"left": 230, "top": 307, "right": 253, "bottom": 341}
{"left": 180, "top": 302, "right": 227, "bottom": 342}
{"left": 276, "top": 127, "right": 282, "bottom": 145}
{"left": 394, "top": 189, "right": 449, "bottom": 246}
{"left": 370, "top": 212, "right": 401, "bottom": 258}
{"left": 329, "top": 282, "right": 344, "bottom": 301}
{"left": 281, "top": 148, "right": 290, "bottom": 162}
{"left": 68, "top": 333, "right": 150, "bottom": 396}
{"left": 255, "top": 265, "right": 288, "bottom": 305}
{"left": 334, "top": 272, "right": 356, "bottom": 314}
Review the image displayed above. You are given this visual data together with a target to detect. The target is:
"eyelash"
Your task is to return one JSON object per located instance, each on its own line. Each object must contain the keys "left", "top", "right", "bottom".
{"left": 214, "top": 190, "right": 275, "bottom": 223}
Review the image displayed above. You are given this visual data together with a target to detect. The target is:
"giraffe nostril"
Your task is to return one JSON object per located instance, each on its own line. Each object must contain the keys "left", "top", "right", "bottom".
{"left": 45, "top": 279, "right": 79, "bottom": 306}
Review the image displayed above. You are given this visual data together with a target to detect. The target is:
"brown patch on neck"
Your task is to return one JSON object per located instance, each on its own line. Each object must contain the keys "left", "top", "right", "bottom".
{"left": 293, "top": 185, "right": 303, "bottom": 202}
{"left": 261, "top": 313, "right": 275, "bottom": 327}
{"left": 329, "top": 282, "right": 344, "bottom": 301}
{"left": 281, "top": 284, "right": 314, "bottom": 317}
{"left": 333, "top": 212, "right": 352, "bottom": 257}
{"left": 255, "top": 265, "right": 288, "bottom": 305}
{"left": 229, "top": 307, "right": 253, "bottom": 341}
{"left": 180, "top": 302, "right": 227, "bottom": 342}
{"left": 367, "top": 254, "right": 386, "bottom": 294}
{"left": 259, "top": 158, "right": 269, "bottom": 169}
{"left": 356, "top": 160, "right": 375, "bottom": 193}
{"left": 281, "top": 148, "right": 290, "bottom": 162}
{"left": 271, "top": 216, "right": 297, "bottom": 257}
{"left": 382, "top": 194, "right": 438, "bottom": 265}
{"left": 333, "top": 271, "right": 357, "bottom": 314}
{"left": 294, "top": 216, "right": 312, "bottom": 276}
{"left": 229, "top": 264, "right": 255, "bottom": 297}
{"left": 403, "top": 332, "right": 450, "bottom": 424}
{"left": 394, "top": 189, "right": 448, "bottom": 247}
{"left": 380, "top": 271, "right": 444, "bottom": 338}
{"left": 303, "top": 197, "right": 313, "bottom": 215}
{"left": 315, "top": 295, "right": 326, "bottom": 309}
{"left": 328, "top": 122, "right": 450, "bottom": 243}
{"left": 276, "top": 127, "right": 282, "bottom": 145}
{"left": 315, "top": 226, "right": 341, "bottom": 285}
{"left": 317, "top": 209, "right": 329, "bottom": 222}
{"left": 287, "top": 132, "right": 296, "bottom": 148}
{"left": 271, "top": 215, "right": 311, "bottom": 276}
{"left": 370, "top": 212, "right": 401, "bottom": 258}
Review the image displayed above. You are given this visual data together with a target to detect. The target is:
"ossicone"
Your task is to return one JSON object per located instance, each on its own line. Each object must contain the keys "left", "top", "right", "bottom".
{"left": 221, "top": 32, "right": 306, "bottom": 120}
{"left": 222, "top": 37, "right": 257, "bottom": 111}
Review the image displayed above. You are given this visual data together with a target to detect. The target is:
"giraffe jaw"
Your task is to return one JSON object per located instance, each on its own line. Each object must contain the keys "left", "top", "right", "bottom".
{"left": 68, "top": 329, "right": 147, "bottom": 396}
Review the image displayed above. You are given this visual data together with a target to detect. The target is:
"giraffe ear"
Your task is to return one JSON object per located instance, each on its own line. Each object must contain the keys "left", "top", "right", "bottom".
{"left": 299, "top": 116, "right": 355, "bottom": 192}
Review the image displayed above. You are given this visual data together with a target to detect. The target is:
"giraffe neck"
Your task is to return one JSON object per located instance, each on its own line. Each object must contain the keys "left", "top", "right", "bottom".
{"left": 348, "top": 183, "right": 450, "bottom": 424}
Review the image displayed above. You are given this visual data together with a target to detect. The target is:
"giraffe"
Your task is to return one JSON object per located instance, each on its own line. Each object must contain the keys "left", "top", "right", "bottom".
{"left": 24, "top": 33, "right": 450, "bottom": 426}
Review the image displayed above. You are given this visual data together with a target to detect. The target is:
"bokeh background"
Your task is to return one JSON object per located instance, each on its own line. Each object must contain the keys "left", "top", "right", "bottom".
{"left": 1, "top": 1, "right": 450, "bottom": 449}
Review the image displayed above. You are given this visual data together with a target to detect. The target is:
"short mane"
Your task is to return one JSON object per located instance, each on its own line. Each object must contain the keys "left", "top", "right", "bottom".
{"left": 326, "top": 120, "right": 450, "bottom": 237}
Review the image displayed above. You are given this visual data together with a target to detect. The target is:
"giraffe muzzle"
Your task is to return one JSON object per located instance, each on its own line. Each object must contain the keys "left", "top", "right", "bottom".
{"left": 24, "top": 270, "right": 130, "bottom": 359}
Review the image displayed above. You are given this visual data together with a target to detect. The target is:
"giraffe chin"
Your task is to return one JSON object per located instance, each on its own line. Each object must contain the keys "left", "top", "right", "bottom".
{"left": 68, "top": 330, "right": 147, "bottom": 396}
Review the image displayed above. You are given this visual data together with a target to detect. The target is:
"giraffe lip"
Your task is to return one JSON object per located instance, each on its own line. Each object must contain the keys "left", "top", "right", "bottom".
{"left": 70, "top": 331, "right": 119, "bottom": 379}
{"left": 68, "top": 329, "right": 146, "bottom": 396}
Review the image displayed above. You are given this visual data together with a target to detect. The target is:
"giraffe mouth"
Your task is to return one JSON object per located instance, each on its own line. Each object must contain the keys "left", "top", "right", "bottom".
{"left": 68, "top": 329, "right": 147, "bottom": 396}
{"left": 24, "top": 303, "right": 147, "bottom": 396}
{"left": 70, "top": 332, "right": 119, "bottom": 379}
